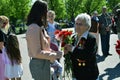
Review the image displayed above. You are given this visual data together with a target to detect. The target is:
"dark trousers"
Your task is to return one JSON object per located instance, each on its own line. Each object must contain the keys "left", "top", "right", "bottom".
{"left": 100, "top": 32, "right": 110, "bottom": 56}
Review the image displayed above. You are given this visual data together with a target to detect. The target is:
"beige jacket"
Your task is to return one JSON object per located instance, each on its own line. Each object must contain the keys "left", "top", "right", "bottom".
{"left": 26, "top": 23, "right": 58, "bottom": 61}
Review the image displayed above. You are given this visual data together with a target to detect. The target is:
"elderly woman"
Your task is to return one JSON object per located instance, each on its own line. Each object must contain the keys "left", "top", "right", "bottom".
{"left": 64, "top": 13, "right": 99, "bottom": 80}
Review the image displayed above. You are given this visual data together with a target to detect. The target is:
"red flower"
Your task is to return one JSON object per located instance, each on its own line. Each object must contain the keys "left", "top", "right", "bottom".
{"left": 116, "top": 40, "right": 120, "bottom": 55}
{"left": 61, "top": 42, "right": 66, "bottom": 47}
{"left": 54, "top": 30, "right": 60, "bottom": 35}
{"left": 54, "top": 30, "right": 73, "bottom": 76}
{"left": 59, "top": 32, "right": 64, "bottom": 37}
{"left": 54, "top": 30, "right": 73, "bottom": 47}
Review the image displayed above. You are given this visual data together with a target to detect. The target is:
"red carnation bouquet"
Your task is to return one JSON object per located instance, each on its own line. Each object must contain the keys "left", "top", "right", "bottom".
{"left": 54, "top": 30, "right": 73, "bottom": 78}
{"left": 54, "top": 30, "right": 73, "bottom": 48}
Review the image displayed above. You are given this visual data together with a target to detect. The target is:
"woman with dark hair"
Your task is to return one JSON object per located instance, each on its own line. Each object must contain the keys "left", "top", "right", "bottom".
{"left": 26, "top": 0, "right": 62, "bottom": 80}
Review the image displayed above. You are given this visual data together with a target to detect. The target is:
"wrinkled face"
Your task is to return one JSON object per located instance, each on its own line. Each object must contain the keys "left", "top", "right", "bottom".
{"left": 75, "top": 19, "right": 88, "bottom": 34}
{"left": 47, "top": 12, "right": 55, "bottom": 21}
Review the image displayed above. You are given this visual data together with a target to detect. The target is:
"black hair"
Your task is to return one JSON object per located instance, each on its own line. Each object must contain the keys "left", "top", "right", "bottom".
{"left": 6, "top": 34, "right": 22, "bottom": 65}
{"left": 27, "top": 0, "right": 47, "bottom": 27}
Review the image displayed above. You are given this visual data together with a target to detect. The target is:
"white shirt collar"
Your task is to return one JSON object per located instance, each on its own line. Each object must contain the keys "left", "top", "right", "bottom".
{"left": 81, "top": 31, "right": 89, "bottom": 39}
{"left": 76, "top": 31, "right": 88, "bottom": 46}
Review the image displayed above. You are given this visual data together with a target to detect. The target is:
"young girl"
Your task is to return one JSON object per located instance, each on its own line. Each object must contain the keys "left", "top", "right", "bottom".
{"left": 5, "top": 33, "right": 23, "bottom": 80}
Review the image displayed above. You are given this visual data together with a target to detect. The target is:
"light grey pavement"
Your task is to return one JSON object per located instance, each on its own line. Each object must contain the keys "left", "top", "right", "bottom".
{"left": 17, "top": 29, "right": 120, "bottom": 80}
{"left": 17, "top": 34, "right": 32, "bottom": 80}
{"left": 97, "top": 34, "right": 120, "bottom": 80}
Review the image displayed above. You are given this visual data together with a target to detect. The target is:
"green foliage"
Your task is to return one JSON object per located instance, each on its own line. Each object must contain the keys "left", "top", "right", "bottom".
{"left": 107, "top": 0, "right": 120, "bottom": 10}
{"left": 65, "top": 0, "right": 82, "bottom": 21}
{"left": 64, "top": 35, "right": 73, "bottom": 44}
{"left": 0, "top": 0, "right": 31, "bottom": 25}
{"left": 47, "top": 0, "right": 119, "bottom": 22}
{"left": 107, "top": 0, "right": 120, "bottom": 13}
{"left": 81, "top": 0, "right": 106, "bottom": 14}
{"left": 63, "top": 0, "right": 106, "bottom": 21}
{"left": 0, "top": 0, "right": 119, "bottom": 24}
{"left": 48, "top": 0, "right": 66, "bottom": 20}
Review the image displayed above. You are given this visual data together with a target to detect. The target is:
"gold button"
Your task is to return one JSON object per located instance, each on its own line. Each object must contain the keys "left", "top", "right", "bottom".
{"left": 78, "top": 63, "right": 81, "bottom": 66}
{"left": 82, "top": 63, "right": 86, "bottom": 66}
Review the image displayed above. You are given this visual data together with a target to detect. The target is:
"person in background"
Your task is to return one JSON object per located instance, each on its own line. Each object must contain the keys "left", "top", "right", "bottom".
{"left": 46, "top": 10, "right": 63, "bottom": 80}
{"left": 26, "top": 0, "right": 62, "bottom": 80}
{"left": 46, "top": 10, "right": 61, "bottom": 47}
{"left": 0, "top": 15, "right": 9, "bottom": 80}
{"left": 64, "top": 13, "right": 99, "bottom": 80}
{"left": 89, "top": 11, "right": 99, "bottom": 54}
{"left": 114, "top": 9, "right": 120, "bottom": 39}
{"left": 99, "top": 6, "right": 112, "bottom": 57}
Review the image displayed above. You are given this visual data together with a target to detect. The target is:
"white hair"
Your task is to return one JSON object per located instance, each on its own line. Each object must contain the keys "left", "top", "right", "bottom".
{"left": 75, "top": 13, "right": 91, "bottom": 29}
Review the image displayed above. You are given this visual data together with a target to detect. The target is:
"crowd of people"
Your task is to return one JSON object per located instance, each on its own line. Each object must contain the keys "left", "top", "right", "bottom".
{"left": 0, "top": 0, "right": 120, "bottom": 80}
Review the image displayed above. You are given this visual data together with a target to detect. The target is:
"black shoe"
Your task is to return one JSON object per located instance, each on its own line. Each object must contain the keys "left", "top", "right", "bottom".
{"left": 103, "top": 53, "right": 112, "bottom": 57}
{"left": 107, "top": 53, "right": 112, "bottom": 56}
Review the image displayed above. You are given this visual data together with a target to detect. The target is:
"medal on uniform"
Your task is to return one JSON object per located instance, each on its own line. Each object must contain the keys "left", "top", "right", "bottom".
{"left": 77, "top": 59, "right": 86, "bottom": 67}
{"left": 82, "top": 62, "right": 86, "bottom": 66}
{"left": 78, "top": 63, "right": 81, "bottom": 66}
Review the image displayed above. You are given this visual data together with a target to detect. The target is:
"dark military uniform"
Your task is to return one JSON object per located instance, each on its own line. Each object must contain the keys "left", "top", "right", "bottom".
{"left": 71, "top": 33, "right": 99, "bottom": 80}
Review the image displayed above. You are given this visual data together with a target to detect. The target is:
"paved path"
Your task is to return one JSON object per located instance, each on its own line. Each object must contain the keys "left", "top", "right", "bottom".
{"left": 97, "top": 34, "right": 120, "bottom": 80}
{"left": 17, "top": 31, "right": 120, "bottom": 80}
{"left": 17, "top": 34, "right": 32, "bottom": 80}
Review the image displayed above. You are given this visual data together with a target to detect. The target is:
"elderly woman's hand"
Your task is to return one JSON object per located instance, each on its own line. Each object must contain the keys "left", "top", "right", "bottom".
{"left": 64, "top": 44, "right": 73, "bottom": 54}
